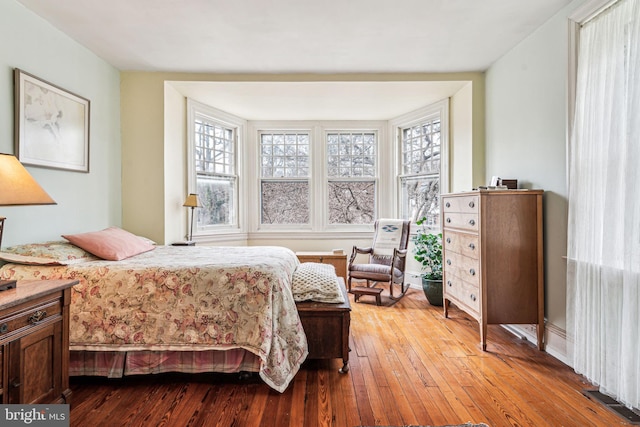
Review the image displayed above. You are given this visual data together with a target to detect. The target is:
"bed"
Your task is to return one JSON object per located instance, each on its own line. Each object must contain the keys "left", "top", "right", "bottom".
{"left": 0, "top": 235, "right": 309, "bottom": 393}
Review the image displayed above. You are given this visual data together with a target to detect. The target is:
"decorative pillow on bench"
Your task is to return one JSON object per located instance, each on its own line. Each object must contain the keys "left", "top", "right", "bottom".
{"left": 292, "top": 262, "right": 345, "bottom": 303}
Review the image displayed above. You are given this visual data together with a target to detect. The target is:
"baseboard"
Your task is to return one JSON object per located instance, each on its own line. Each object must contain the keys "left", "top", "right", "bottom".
{"left": 405, "top": 273, "right": 422, "bottom": 289}
{"left": 502, "top": 323, "right": 569, "bottom": 366}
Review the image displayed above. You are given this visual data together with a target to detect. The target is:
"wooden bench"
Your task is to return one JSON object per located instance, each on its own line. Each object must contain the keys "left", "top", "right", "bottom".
{"left": 295, "top": 277, "right": 351, "bottom": 373}
{"left": 350, "top": 286, "right": 383, "bottom": 306}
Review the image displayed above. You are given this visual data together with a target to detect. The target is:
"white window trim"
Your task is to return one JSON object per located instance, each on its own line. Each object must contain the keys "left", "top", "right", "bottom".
{"left": 247, "top": 120, "right": 387, "bottom": 235}
{"left": 186, "top": 101, "right": 451, "bottom": 241}
{"left": 322, "top": 125, "right": 384, "bottom": 231}
{"left": 389, "top": 99, "right": 450, "bottom": 226}
{"left": 256, "top": 128, "right": 313, "bottom": 231}
{"left": 186, "top": 98, "right": 247, "bottom": 237}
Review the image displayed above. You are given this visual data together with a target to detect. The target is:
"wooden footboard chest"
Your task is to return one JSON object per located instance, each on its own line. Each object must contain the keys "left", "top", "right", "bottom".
{"left": 295, "top": 278, "right": 351, "bottom": 373}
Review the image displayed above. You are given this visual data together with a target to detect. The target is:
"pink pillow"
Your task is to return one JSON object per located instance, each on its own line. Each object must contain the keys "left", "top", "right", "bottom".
{"left": 62, "top": 227, "right": 155, "bottom": 261}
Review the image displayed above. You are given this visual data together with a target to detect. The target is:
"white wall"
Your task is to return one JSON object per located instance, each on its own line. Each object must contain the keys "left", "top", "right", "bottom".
{"left": 450, "top": 82, "right": 475, "bottom": 193}
{"left": 0, "top": 1, "right": 121, "bottom": 247}
{"left": 164, "top": 83, "right": 188, "bottom": 243}
{"left": 485, "top": 0, "right": 587, "bottom": 358}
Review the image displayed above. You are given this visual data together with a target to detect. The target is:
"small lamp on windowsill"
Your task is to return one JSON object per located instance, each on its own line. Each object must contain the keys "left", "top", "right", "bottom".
{"left": 179, "top": 193, "right": 201, "bottom": 246}
{"left": 0, "top": 153, "right": 56, "bottom": 291}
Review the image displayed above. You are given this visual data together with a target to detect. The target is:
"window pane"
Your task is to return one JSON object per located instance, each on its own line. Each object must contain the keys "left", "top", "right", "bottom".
{"left": 196, "top": 175, "right": 235, "bottom": 226}
{"left": 400, "top": 114, "right": 442, "bottom": 226}
{"left": 326, "top": 132, "right": 376, "bottom": 178}
{"left": 402, "top": 118, "right": 440, "bottom": 176}
{"left": 328, "top": 180, "right": 375, "bottom": 224}
{"left": 192, "top": 112, "right": 237, "bottom": 232}
{"left": 261, "top": 132, "right": 309, "bottom": 178}
{"left": 261, "top": 181, "right": 309, "bottom": 224}
{"left": 194, "top": 117, "right": 235, "bottom": 175}
{"left": 401, "top": 175, "right": 440, "bottom": 225}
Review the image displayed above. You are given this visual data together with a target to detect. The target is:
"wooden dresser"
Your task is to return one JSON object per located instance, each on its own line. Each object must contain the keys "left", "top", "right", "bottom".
{"left": 296, "top": 252, "right": 347, "bottom": 281}
{"left": 441, "top": 190, "right": 544, "bottom": 351}
{"left": 0, "top": 279, "right": 78, "bottom": 404}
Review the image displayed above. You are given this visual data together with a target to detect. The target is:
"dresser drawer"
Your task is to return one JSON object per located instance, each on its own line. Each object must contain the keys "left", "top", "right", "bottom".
{"left": 444, "top": 251, "right": 480, "bottom": 286}
{"left": 442, "top": 195, "right": 479, "bottom": 214}
{"left": 0, "top": 296, "right": 62, "bottom": 340}
{"left": 443, "top": 212, "right": 479, "bottom": 232}
{"left": 443, "top": 230, "right": 479, "bottom": 259}
{"left": 444, "top": 273, "right": 480, "bottom": 314}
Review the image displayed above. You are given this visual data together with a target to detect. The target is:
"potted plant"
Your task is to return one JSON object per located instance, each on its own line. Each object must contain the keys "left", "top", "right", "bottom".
{"left": 412, "top": 217, "right": 443, "bottom": 306}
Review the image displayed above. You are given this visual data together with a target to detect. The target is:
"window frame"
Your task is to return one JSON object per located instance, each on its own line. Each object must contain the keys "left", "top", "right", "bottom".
{"left": 187, "top": 99, "right": 246, "bottom": 236}
{"left": 324, "top": 128, "right": 379, "bottom": 228}
{"left": 186, "top": 103, "right": 450, "bottom": 240}
{"left": 258, "top": 129, "right": 312, "bottom": 227}
{"left": 391, "top": 99, "right": 450, "bottom": 230}
{"left": 248, "top": 121, "right": 386, "bottom": 234}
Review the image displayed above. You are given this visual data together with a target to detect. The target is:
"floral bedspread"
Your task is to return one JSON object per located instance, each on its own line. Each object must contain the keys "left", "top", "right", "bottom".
{"left": 0, "top": 245, "right": 307, "bottom": 392}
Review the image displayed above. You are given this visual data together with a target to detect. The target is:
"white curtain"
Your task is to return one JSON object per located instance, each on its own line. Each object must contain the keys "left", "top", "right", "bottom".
{"left": 567, "top": 0, "right": 640, "bottom": 409}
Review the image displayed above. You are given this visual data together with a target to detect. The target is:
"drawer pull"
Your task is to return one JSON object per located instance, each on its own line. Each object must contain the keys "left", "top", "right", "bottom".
{"left": 446, "top": 259, "right": 452, "bottom": 265}
{"left": 469, "top": 243, "right": 475, "bottom": 250}
{"left": 447, "top": 280, "right": 452, "bottom": 287}
{"left": 0, "top": 323, "right": 7, "bottom": 334}
{"left": 446, "top": 217, "right": 451, "bottom": 223}
{"left": 469, "top": 201, "right": 475, "bottom": 208}
{"left": 469, "top": 268, "right": 476, "bottom": 276}
{"left": 470, "top": 294, "right": 477, "bottom": 302}
{"left": 445, "top": 202, "right": 451, "bottom": 208}
{"left": 469, "top": 219, "right": 476, "bottom": 226}
{"left": 446, "top": 237, "right": 451, "bottom": 244}
{"left": 11, "top": 381, "right": 21, "bottom": 388}
{"left": 29, "top": 310, "right": 47, "bottom": 324}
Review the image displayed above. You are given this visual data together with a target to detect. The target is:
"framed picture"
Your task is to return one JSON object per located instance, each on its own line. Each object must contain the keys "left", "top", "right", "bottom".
{"left": 14, "top": 69, "right": 90, "bottom": 173}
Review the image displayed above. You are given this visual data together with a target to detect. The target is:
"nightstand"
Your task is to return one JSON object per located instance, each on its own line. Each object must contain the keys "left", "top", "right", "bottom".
{"left": 0, "top": 279, "right": 78, "bottom": 404}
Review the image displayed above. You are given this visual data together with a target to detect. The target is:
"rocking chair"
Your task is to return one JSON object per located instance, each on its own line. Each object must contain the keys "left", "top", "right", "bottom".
{"left": 348, "top": 219, "right": 411, "bottom": 304}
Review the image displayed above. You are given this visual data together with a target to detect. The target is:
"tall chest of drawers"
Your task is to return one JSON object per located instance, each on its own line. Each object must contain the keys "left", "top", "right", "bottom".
{"left": 441, "top": 190, "right": 544, "bottom": 351}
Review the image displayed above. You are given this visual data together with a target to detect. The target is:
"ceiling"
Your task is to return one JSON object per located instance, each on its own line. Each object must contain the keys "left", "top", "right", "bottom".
{"left": 16, "top": 0, "right": 573, "bottom": 119}
{"left": 169, "top": 80, "right": 469, "bottom": 120}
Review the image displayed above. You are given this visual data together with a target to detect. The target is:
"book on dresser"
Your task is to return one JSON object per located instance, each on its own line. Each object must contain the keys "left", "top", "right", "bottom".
{"left": 441, "top": 189, "right": 544, "bottom": 351}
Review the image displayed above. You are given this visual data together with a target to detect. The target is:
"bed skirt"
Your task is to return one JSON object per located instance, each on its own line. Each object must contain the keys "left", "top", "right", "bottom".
{"left": 69, "top": 349, "right": 261, "bottom": 378}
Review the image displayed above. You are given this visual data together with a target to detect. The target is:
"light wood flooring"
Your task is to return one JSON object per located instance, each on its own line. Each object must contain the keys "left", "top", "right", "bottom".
{"left": 68, "top": 285, "right": 631, "bottom": 427}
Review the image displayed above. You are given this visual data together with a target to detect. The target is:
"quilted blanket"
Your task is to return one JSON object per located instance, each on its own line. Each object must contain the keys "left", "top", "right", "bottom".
{"left": 0, "top": 245, "right": 307, "bottom": 392}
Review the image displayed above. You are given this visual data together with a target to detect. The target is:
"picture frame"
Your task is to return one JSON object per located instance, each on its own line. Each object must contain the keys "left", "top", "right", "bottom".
{"left": 14, "top": 68, "right": 90, "bottom": 173}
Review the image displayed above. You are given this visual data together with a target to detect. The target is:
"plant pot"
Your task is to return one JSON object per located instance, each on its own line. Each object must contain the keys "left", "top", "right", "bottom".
{"left": 421, "top": 277, "right": 443, "bottom": 306}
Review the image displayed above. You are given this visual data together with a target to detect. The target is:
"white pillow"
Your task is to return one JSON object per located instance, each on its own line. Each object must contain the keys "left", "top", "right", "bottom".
{"left": 292, "top": 262, "right": 345, "bottom": 303}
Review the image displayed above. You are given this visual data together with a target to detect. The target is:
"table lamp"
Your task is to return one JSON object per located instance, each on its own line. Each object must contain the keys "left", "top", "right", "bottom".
{"left": 182, "top": 193, "right": 202, "bottom": 244}
{"left": 0, "top": 153, "right": 56, "bottom": 290}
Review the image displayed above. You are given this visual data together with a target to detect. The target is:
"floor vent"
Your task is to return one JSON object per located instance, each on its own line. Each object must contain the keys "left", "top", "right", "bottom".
{"left": 583, "top": 389, "right": 640, "bottom": 424}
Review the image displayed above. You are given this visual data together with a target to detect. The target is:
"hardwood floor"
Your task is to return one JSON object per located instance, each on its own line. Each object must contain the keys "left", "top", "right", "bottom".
{"left": 68, "top": 286, "right": 631, "bottom": 427}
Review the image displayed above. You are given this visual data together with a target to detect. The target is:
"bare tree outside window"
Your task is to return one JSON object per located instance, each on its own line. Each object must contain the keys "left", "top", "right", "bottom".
{"left": 197, "top": 175, "right": 235, "bottom": 226}
{"left": 400, "top": 118, "right": 441, "bottom": 225}
{"left": 327, "top": 132, "right": 376, "bottom": 224}
{"left": 261, "top": 181, "right": 309, "bottom": 224}
{"left": 402, "top": 176, "right": 439, "bottom": 226}
{"left": 328, "top": 181, "right": 375, "bottom": 224}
